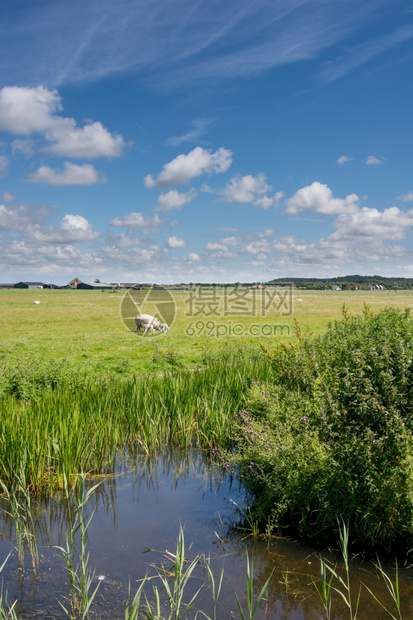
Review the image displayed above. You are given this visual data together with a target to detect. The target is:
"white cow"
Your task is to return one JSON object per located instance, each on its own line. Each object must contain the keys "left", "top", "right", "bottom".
{"left": 135, "top": 313, "right": 168, "bottom": 334}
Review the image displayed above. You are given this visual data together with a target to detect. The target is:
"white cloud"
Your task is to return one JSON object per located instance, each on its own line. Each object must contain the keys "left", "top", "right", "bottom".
{"left": 220, "top": 173, "right": 271, "bottom": 203}
{"left": 397, "top": 191, "right": 413, "bottom": 202}
{"left": 187, "top": 253, "right": 200, "bottom": 261}
{"left": 0, "top": 86, "right": 61, "bottom": 134}
{"left": 0, "top": 203, "right": 55, "bottom": 231}
{"left": 110, "top": 212, "right": 163, "bottom": 233}
{"left": 254, "top": 192, "right": 284, "bottom": 209}
{"left": 144, "top": 146, "right": 232, "bottom": 188}
{"left": 0, "top": 86, "right": 126, "bottom": 158}
{"left": 284, "top": 181, "right": 359, "bottom": 215}
{"left": 220, "top": 236, "right": 241, "bottom": 246}
{"left": 337, "top": 155, "right": 353, "bottom": 165}
{"left": 154, "top": 188, "right": 197, "bottom": 212}
{"left": 333, "top": 206, "right": 413, "bottom": 241}
{"left": 43, "top": 119, "right": 126, "bottom": 158}
{"left": 205, "top": 241, "right": 229, "bottom": 252}
{"left": 365, "top": 155, "right": 386, "bottom": 165}
{"left": 258, "top": 229, "right": 274, "bottom": 238}
{"left": 28, "top": 162, "right": 105, "bottom": 185}
{"left": 0, "top": 155, "right": 9, "bottom": 178}
{"left": 29, "top": 214, "right": 101, "bottom": 243}
{"left": 167, "top": 235, "right": 187, "bottom": 248}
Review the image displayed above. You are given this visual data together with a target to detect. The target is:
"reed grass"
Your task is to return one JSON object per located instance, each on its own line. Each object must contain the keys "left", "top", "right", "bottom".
{"left": 0, "top": 351, "right": 272, "bottom": 494}
{"left": 55, "top": 474, "right": 103, "bottom": 620}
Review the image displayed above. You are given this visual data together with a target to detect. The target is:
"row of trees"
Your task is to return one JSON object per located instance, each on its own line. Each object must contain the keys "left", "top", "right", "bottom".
{"left": 265, "top": 275, "right": 413, "bottom": 290}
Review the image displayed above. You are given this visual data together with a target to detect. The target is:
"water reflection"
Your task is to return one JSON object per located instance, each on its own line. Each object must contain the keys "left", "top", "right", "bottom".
{"left": 0, "top": 449, "right": 412, "bottom": 619}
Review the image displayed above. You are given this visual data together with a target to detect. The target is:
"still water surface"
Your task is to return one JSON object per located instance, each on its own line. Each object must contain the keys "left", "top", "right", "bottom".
{"left": 1, "top": 450, "right": 413, "bottom": 619}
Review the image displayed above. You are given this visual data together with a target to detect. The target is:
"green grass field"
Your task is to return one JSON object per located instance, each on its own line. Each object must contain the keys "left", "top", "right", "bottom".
{"left": 1, "top": 287, "right": 413, "bottom": 375}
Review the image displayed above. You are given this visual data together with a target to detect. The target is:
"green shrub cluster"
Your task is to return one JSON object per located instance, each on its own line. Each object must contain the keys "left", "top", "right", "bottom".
{"left": 228, "top": 306, "right": 413, "bottom": 551}
{"left": 0, "top": 358, "right": 86, "bottom": 400}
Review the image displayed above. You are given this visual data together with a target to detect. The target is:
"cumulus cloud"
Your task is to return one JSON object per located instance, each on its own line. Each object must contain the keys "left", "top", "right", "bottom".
{"left": 0, "top": 203, "right": 56, "bottom": 231}
{"left": 28, "top": 162, "right": 105, "bottom": 185}
{"left": 205, "top": 241, "right": 229, "bottom": 252}
{"left": 0, "top": 86, "right": 126, "bottom": 158}
{"left": 29, "top": 214, "right": 101, "bottom": 243}
{"left": 397, "top": 191, "right": 413, "bottom": 202}
{"left": 332, "top": 206, "right": 413, "bottom": 241}
{"left": 154, "top": 188, "right": 196, "bottom": 212}
{"left": 219, "top": 173, "right": 271, "bottom": 203}
{"left": 110, "top": 212, "right": 163, "bottom": 234}
{"left": 254, "top": 192, "right": 284, "bottom": 209}
{"left": 284, "top": 181, "right": 359, "bottom": 216}
{"left": 187, "top": 253, "right": 200, "bottom": 261}
{"left": 365, "top": 155, "right": 386, "bottom": 165}
{"left": 144, "top": 146, "right": 232, "bottom": 188}
{"left": 337, "top": 155, "right": 353, "bottom": 165}
{"left": 167, "top": 235, "right": 187, "bottom": 248}
{"left": 204, "top": 240, "right": 238, "bottom": 258}
{"left": 43, "top": 120, "right": 126, "bottom": 158}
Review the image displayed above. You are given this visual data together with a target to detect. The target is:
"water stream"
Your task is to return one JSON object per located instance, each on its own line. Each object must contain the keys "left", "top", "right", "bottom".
{"left": 1, "top": 449, "right": 412, "bottom": 618}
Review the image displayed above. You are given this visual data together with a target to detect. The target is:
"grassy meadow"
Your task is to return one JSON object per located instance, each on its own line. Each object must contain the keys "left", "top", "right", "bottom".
{"left": 2, "top": 286, "right": 413, "bottom": 548}
{"left": 1, "top": 286, "right": 413, "bottom": 376}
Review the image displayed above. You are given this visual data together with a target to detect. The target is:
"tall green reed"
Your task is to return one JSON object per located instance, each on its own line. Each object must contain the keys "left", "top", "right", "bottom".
{"left": 0, "top": 351, "right": 272, "bottom": 494}
{"left": 0, "top": 475, "right": 39, "bottom": 575}
{"left": 55, "top": 474, "right": 102, "bottom": 620}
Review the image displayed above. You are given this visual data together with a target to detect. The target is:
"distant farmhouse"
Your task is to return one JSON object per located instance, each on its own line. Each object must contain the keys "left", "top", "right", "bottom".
{"left": 13, "top": 281, "right": 59, "bottom": 289}
{"left": 66, "top": 278, "right": 141, "bottom": 290}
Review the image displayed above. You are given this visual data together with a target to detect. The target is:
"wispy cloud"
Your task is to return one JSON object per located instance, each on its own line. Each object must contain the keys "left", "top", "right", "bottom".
{"left": 165, "top": 120, "right": 213, "bottom": 146}
{"left": 317, "top": 24, "right": 413, "bottom": 84}
{"left": 0, "top": 0, "right": 404, "bottom": 88}
{"left": 365, "top": 155, "right": 386, "bottom": 165}
{"left": 337, "top": 155, "right": 353, "bottom": 165}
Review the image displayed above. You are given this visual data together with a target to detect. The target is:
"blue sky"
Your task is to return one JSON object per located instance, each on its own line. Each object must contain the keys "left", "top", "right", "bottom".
{"left": 0, "top": 0, "right": 412, "bottom": 284}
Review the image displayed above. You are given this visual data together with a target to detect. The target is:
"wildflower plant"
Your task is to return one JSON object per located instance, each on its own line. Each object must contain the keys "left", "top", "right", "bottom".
{"left": 226, "top": 307, "right": 413, "bottom": 551}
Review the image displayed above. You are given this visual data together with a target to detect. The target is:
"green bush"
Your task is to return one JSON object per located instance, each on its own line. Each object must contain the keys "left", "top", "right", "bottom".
{"left": 228, "top": 306, "right": 413, "bottom": 551}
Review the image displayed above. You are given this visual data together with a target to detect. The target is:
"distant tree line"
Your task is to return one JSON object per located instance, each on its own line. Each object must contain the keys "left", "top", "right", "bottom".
{"left": 264, "top": 275, "right": 413, "bottom": 290}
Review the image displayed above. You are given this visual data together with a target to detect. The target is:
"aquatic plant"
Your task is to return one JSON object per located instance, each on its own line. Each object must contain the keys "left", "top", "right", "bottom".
{"left": 55, "top": 474, "right": 103, "bottom": 619}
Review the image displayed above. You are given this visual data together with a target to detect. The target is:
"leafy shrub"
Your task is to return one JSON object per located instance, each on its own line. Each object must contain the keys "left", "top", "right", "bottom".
{"left": 228, "top": 306, "right": 413, "bottom": 551}
{"left": 0, "top": 358, "right": 84, "bottom": 400}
